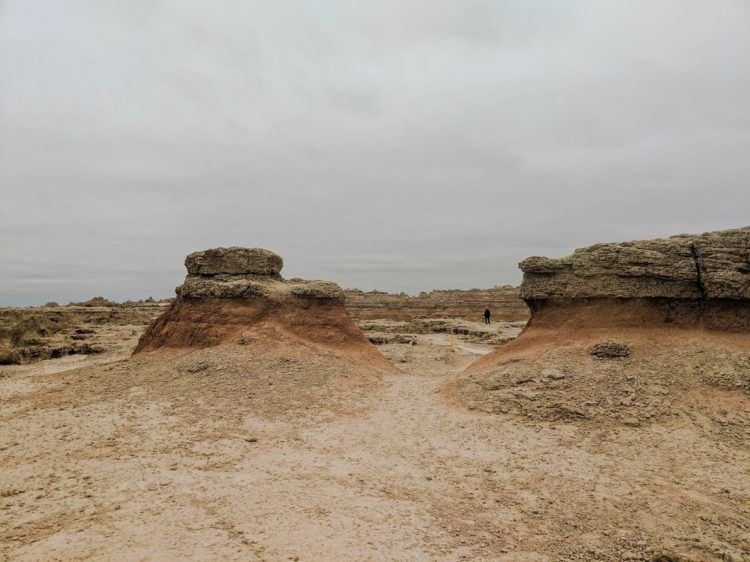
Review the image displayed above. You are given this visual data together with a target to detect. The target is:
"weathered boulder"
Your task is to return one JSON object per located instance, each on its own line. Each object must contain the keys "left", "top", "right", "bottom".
{"left": 590, "top": 340, "right": 631, "bottom": 359}
{"left": 176, "top": 274, "right": 344, "bottom": 302}
{"left": 185, "top": 247, "right": 283, "bottom": 277}
{"left": 520, "top": 227, "right": 749, "bottom": 300}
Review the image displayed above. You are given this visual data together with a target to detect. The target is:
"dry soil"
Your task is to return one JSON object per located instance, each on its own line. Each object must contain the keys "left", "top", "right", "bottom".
{"left": 1, "top": 320, "right": 748, "bottom": 561}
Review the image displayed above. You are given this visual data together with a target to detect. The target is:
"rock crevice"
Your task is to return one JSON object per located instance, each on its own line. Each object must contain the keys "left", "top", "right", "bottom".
{"left": 689, "top": 241, "right": 707, "bottom": 299}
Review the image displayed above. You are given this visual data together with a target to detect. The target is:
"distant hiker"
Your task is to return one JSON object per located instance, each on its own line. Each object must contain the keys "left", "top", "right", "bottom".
{"left": 483, "top": 308, "right": 491, "bottom": 325}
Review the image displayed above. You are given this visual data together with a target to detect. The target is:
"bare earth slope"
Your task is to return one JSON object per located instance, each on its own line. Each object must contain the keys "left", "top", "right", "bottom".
{"left": 2, "top": 320, "right": 748, "bottom": 560}
{"left": 2, "top": 237, "right": 750, "bottom": 560}
{"left": 450, "top": 300, "right": 750, "bottom": 427}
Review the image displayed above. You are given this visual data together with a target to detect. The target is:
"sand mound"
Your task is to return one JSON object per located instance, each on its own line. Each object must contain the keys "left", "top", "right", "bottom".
{"left": 446, "top": 227, "right": 750, "bottom": 427}
{"left": 135, "top": 247, "right": 393, "bottom": 372}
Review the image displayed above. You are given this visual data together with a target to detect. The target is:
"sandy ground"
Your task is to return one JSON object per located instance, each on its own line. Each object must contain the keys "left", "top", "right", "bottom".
{"left": 1, "top": 323, "right": 749, "bottom": 561}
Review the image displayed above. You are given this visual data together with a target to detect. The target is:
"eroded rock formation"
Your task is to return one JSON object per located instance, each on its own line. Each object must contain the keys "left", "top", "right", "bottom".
{"left": 520, "top": 227, "right": 749, "bottom": 300}
{"left": 447, "top": 227, "right": 750, "bottom": 425}
{"left": 134, "top": 248, "right": 392, "bottom": 370}
{"left": 185, "top": 247, "right": 283, "bottom": 277}
{"left": 0, "top": 303, "right": 164, "bottom": 364}
{"left": 519, "top": 226, "right": 750, "bottom": 330}
{"left": 177, "top": 248, "right": 342, "bottom": 302}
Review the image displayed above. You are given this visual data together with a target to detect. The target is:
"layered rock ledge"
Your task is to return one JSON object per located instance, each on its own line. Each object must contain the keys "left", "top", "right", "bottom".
{"left": 520, "top": 227, "right": 749, "bottom": 301}
{"left": 176, "top": 248, "right": 343, "bottom": 303}
{"left": 519, "top": 227, "right": 750, "bottom": 330}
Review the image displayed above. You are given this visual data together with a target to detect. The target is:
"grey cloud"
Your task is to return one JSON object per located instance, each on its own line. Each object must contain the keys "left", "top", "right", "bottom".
{"left": 1, "top": 0, "right": 749, "bottom": 305}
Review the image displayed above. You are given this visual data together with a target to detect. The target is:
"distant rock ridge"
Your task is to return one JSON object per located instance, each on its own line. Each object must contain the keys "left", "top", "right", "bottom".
{"left": 344, "top": 286, "right": 528, "bottom": 322}
{"left": 520, "top": 226, "right": 750, "bottom": 301}
{"left": 67, "top": 296, "right": 121, "bottom": 308}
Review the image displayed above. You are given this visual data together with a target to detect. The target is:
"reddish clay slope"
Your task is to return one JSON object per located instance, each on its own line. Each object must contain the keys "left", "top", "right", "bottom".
{"left": 135, "top": 296, "right": 392, "bottom": 369}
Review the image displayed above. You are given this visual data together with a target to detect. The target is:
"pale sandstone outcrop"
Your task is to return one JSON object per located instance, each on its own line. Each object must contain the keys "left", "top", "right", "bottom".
{"left": 177, "top": 247, "right": 343, "bottom": 302}
{"left": 185, "top": 247, "right": 283, "bottom": 277}
{"left": 520, "top": 227, "right": 749, "bottom": 301}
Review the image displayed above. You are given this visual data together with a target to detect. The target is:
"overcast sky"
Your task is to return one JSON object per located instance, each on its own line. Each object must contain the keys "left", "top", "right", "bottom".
{"left": 1, "top": 1, "right": 749, "bottom": 305}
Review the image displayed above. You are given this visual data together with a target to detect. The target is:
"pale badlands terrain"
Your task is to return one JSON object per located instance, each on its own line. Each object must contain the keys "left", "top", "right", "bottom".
{"left": 1, "top": 232, "right": 749, "bottom": 562}
{"left": 1, "top": 312, "right": 747, "bottom": 561}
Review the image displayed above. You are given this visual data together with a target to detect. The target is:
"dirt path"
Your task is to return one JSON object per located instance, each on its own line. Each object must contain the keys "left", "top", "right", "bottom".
{"left": 2, "top": 333, "right": 748, "bottom": 561}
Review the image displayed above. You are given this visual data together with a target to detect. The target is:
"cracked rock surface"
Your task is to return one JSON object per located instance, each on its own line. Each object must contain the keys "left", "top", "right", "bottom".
{"left": 176, "top": 247, "right": 343, "bottom": 302}
{"left": 520, "top": 226, "right": 750, "bottom": 300}
{"left": 185, "top": 247, "right": 283, "bottom": 277}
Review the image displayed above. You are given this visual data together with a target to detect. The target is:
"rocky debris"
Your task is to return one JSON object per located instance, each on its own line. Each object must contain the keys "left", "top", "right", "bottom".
{"left": 542, "top": 368, "right": 567, "bottom": 380}
{"left": 185, "top": 361, "right": 210, "bottom": 374}
{"left": 0, "top": 349, "right": 21, "bottom": 365}
{"left": 590, "top": 341, "right": 631, "bottom": 359}
{"left": 344, "top": 285, "right": 528, "bottom": 323}
{"left": 185, "top": 247, "right": 283, "bottom": 277}
{"left": 1, "top": 339, "right": 105, "bottom": 364}
{"left": 520, "top": 226, "right": 749, "bottom": 300}
{"left": 367, "top": 333, "right": 418, "bottom": 346}
{"left": 10, "top": 316, "right": 62, "bottom": 346}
